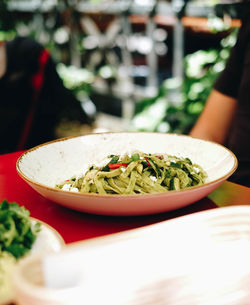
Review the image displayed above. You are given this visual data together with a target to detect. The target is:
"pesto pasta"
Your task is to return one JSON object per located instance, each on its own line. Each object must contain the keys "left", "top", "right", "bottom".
{"left": 56, "top": 152, "right": 207, "bottom": 195}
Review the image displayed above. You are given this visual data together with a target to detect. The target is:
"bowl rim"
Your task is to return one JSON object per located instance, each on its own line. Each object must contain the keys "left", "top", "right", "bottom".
{"left": 16, "top": 132, "right": 238, "bottom": 199}
{"left": 30, "top": 217, "right": 66, "bottom": 248}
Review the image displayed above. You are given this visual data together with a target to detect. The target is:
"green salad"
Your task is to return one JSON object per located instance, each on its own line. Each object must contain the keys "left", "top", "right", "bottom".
{"left": 56, "top": 151, "right": 207, "bottom": 195}
{"left": 0, "top": 200, "right": 41, "bottom": 302}
{"left": 0, "top": 200, "right": 41, "bottom": 259}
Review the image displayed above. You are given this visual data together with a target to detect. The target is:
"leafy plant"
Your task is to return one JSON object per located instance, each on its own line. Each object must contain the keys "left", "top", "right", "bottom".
{"left": 130, "top": 25, "right": 238, "bottom": 134}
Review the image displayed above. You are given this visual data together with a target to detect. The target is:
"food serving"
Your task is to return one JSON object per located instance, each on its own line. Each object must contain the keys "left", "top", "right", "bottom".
{"left": 56, "top": 152, "right": 207, "bottom": 195}
{"left": 0, "top": 200, "right": 40, "bottom": 304}
{"left": 0, "top": 200, "right": 64, "bottom": 305}
{"left": 17, "top": 132, "right": 237, "bottom": 215}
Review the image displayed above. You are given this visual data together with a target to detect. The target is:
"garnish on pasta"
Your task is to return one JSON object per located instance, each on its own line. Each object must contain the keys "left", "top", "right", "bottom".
{"left": 56, "top": 152, "right": 207, "bottom": 195}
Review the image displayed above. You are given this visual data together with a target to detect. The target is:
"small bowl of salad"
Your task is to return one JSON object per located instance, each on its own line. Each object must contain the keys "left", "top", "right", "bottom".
{"left": 0, "top": 200, "right": 64, "bottom": 305}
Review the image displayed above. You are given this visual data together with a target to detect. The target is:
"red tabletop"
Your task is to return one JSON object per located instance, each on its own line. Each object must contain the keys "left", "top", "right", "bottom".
{"left": 0, "top": 151, "right": 249, "bottom": 244}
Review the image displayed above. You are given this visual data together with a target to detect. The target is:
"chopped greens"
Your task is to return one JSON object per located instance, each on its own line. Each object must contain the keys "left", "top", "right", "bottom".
{"left": 0, "top": 200, "right": 41, "bottom": 259}
{"left": 56, "top": 151, "right": 207, "bottom": 195}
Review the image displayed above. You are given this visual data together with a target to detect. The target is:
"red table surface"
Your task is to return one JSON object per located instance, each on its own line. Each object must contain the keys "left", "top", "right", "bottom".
{"left": 0, "top": 151, "right": 219, "bottom": 244}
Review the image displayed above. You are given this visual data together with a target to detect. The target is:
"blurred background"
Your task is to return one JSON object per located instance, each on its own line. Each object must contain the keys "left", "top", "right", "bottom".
{"left": 0, "top": 0, "right": 244, "bottom": 152}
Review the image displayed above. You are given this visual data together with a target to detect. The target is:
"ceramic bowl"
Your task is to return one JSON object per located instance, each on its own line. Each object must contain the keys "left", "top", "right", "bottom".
{"left": 0, "top": 219, "right": 64, "bottom": 305}
{"left": 16, "top": 132, "right": 237, "bottom": 216}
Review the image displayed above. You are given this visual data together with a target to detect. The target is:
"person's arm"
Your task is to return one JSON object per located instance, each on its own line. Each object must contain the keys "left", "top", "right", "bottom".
{"left": 189, "top": 89, "right": 237, "bottom": 144}
{"left": 0, "top": 41, "right": 6, "bottom": 79}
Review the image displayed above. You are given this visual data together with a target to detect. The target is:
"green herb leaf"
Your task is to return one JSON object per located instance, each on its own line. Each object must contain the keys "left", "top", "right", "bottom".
{"left": 131, "top": 153, "right": 140, "bottom": 162}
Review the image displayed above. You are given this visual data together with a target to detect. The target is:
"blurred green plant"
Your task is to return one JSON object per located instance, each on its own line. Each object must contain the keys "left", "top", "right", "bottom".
{"left": 0, "top": 0, "right": 15, "bottom": 32}
{"left": 56, "top": 62, "right": 97, "bottom": 114}
{"left": 0, "top": 2, "right": 240, "bottom": 134}
{"left": 130, "top": 24, "right": 238, "bottom": 134}
{"left": 57, "top": 63, "right": 94, "bottom": 94}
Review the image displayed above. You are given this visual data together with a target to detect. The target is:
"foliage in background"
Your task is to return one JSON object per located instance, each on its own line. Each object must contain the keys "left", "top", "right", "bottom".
{"left": 130, "top": 23, "right": 238, "bottom": 134}
{"left": 0, "top": 0, "right": 14, "bottom": 31}
{"left": 0, "top": 0, "right": 16, "bottom": 41}
{"left": 0, "top": 2, "right": 239, "bottom": 134}
{"left": 57, "top": 63, "right": 94, "bottom": 96}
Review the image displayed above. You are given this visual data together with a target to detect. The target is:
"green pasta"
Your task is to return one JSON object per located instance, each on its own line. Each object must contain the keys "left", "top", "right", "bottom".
{"left": 56, "top": 152, "right": 207, "bottom": 195}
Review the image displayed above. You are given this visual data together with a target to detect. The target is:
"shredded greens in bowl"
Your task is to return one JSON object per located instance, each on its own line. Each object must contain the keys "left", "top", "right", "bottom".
{"left": 0, "top": 200, "right": 41, "bottom": 303}
{"left": 0, "top": 200, "right": 41, "bottom": 259}
{"left": 56, "top": 151, "right": 207, "bottom": 195}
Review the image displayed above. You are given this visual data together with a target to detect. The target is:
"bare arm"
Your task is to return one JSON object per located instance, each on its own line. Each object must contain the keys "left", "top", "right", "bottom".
{"left": 0, "top": 41, "right": 6, "bottom": 79}
{"left": 189, "top": 89, "right": 237, "bottom": 144}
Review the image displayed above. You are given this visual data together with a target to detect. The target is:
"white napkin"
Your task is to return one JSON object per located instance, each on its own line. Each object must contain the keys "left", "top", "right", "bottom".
{"left": 42, "top": 206, "right": 250, "bottom": 305}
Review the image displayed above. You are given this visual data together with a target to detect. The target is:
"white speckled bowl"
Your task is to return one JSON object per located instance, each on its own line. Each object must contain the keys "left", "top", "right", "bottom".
{"left": 16, "top": 132, "right": 238, "bottom": 216}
